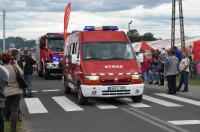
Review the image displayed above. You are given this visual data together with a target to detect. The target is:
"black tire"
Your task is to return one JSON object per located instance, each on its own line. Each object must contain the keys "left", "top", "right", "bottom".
{"left": 131, "top": 95, "right": 143, "bottom": 103}
{"left": 78, "top": 88, "right": 88, "bottom": 105}
{"left": 64, "top": 78, "right": 71, "bottom": 94}
{"left": 44, "top": 70, "right": 49, "bottom": 80}
{"left": 38, "top": 70, "right": 43, "bottom": 77}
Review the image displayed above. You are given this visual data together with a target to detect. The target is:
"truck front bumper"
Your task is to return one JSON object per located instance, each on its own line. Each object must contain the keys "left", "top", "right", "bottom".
{"left": 45, "top": 68, "right": 63, "bottom": 75}
{"left": 81, "top": 84, "right": 144, "bottom": 98}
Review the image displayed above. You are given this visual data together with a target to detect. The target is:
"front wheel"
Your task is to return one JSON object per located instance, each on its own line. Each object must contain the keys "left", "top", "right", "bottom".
{"left": 78, "top": 88, "right": 88, "bottom": 105}
{"left": 131, "top": 95, "right": 143, "bottom": 103}
{"left": 44, "top": 69, "right": 49, "bottom": 80}
{"left": 38, "top": 70, "right": 43, "bottom": 77}
{"left": 64, "top": 79, "right": 71, "bottom": 94}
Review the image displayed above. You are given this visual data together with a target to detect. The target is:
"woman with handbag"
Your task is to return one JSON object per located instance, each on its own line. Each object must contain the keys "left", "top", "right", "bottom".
{"left": 2, "top": 52, "right": 23, "bottom": 132}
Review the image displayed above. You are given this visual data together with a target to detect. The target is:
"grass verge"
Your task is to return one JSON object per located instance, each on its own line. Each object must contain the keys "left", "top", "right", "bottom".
{"left": 176, "top": 76, "right": 200, "bottom": 86}
{"left": 4, "top": 121, "right": 25, "bottom": 132}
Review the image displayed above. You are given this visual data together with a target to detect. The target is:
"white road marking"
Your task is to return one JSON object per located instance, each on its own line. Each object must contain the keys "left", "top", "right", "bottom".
{"left": 122, "top": 108, "right": 189, "bottom": 132}
{"left": 31, "top": 90, "right": 38, "bottom": 93}
{"left": 168, "top": 120, "right": 200, "bottom": 125}
{"left": 24, "top": 98, "right": 48, "bottom": 114}
{"left": 95, "top": 103, "right": 118, "bottom": 109}
{"left": 129, "top": 103, "right": 151, "bottom": 108}
{"left": 119, "top": 98, "right": 151, "bottom": 108}
{"left": 52, "top": 96, "right": 83, "bottom": 112}
{"left": 143, "top": 95, "right": 182, "bottom": 107}
{"left": 42, "top": 89, "right": 60, "bottom": 92}
{"left": 155, "top": 93, "right": 200, "bottom": 106}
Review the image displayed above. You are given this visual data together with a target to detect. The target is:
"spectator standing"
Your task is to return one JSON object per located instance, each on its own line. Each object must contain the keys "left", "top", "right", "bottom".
{"left": 141, "top": 55, "right": 151, "bottom": 85}
{"left": 10, "top": 49, "right": 23, "bottom": 68}
{"left": 161, "top": 48, "right": 166, "bottom": 55}
{"left": 177, "top": 52, "right": 190, "bottom": 92}
{"left": 174, "top": 46, "right": 182, "bottom": 62}
{"left": 151, "top": 49, "right": 160, "bottom": 84}
{"left": 0, "top": 54, "right": 9, "bottom": 132}
{"left": 158, "top": 54, "right": 165, "bottom": 86}
{"left": 136, "top": 52, "right": 144, "bottom": 67}
{"left": 3, "top": 50, "right": 23, "bottom": 132}
{"left": 164, "top": 49, "right": 179, "bottom": 95}
{"left": 21, "top": 50, "right": 35, "bottom": 97}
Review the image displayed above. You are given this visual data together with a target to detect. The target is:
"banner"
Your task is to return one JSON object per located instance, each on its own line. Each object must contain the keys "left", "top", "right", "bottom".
{"left": 64, "top": 3, "right": 71, "bottom": 46}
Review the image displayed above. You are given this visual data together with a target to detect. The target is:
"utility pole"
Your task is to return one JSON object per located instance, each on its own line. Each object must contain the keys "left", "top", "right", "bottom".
{"left": 178, "top": 0, "right": 186, "bottom": 51}
{"left": 171, "top": 0, "right": 186, "bottom": 50}
{"left": 171, "top": 0, "right": 176, "bottom": 48}
{"left": 3, "top": 9, "right": 6, "bottom": 52}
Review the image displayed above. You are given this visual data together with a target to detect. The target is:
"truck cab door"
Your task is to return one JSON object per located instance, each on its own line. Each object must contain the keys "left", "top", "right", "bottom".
{"left": 69, "top": 42, "right": 79, "bottom": 85}
{"left": 63, "top": 44, "right": 70, "bottom": 76}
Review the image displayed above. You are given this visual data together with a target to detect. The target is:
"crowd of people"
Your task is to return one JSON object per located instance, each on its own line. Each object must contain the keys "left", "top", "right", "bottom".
{"left": 0, "top": 49, "right": 35, "bottom": 132}
{"left": 137, "top": 46, "right": 200, "bottom": 95}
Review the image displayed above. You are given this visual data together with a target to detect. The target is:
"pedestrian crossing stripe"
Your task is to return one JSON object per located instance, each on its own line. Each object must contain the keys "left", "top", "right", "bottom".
{"left": 52, "top": 96, "right": 84, "bottom": 112}
{"left": 119, "top": 98, "right": 151, "bottom": 108}
{"left": 24, "top": 94, "right": 200, "bottom": 114}
{"left": 24, "top": 98, "right": 48, "bottom": 114}
{"left": 42, "top": 89, "right": 60, "bottom": 92}
{"left": 143, "top": 95, "right": 182, "bottom": 107}
{"left": 95, "top": 103, "right": 118, "bottom": 109}
{"left": 168, "top": 120, "right": 200, "bottom": 125}
{"left": 155, "top": 93, "right": 200, "bottom": 106}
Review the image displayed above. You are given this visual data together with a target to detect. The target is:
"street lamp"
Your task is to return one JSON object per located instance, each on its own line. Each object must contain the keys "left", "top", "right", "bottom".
{"left": 128, "top": 21, "right": 132, "bottom": 37}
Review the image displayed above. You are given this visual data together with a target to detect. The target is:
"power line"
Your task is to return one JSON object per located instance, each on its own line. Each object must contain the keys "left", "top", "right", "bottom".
{"left": 8, "top": 12, "right": 64, "bottom": 23}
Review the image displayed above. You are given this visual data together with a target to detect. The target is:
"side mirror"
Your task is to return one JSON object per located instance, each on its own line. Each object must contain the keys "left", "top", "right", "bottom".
{"left": 71, "top": 54, "right": 79, "bottom": 64}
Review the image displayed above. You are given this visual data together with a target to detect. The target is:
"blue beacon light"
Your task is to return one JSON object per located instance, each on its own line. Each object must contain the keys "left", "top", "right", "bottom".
{"left": 84, "top": 26, "right": 95, "bottom": 31}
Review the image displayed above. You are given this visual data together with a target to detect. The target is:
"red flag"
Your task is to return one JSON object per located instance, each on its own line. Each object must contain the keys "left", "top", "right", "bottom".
{"left": 64, "top": 3, "right": 71, "bottom": 46}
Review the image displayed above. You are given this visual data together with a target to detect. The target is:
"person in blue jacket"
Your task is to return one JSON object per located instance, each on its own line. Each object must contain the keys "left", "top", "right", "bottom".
{"left": 173, "top": 46, "right": 182, "bottom": 62}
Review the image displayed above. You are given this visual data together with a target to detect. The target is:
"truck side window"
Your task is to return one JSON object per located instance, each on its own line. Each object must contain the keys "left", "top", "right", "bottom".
{"left": 71, "top": 43, "right": 76, "bottom": 54}
{"left": 76, "top": 42, "right": 80, "bottom": 59}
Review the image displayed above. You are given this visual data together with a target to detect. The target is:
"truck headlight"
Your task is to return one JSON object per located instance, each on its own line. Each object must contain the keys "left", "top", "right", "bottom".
{"left": 131, "top": 74, "right": 143, "bottom": 84}
{"left": 46, "top": 63, "right": 52, "bottom": 68}
{"left": 85, "top": 76, "right": 99, "bottom": 81}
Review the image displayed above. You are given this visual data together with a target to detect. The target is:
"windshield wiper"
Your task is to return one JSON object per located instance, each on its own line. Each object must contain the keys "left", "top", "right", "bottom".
{"left": 84, "top": 57, "right": 103, "bottom": 60}
{"left": 102, "top": 57, "right": 129, "bottom": 60}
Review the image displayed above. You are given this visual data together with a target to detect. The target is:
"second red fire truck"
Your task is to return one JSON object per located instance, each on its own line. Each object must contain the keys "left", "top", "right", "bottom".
{"left": 36, "top": 33, "right": 64, "bottom": 79}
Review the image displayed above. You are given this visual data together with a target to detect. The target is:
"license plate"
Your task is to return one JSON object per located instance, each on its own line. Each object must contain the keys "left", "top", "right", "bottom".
{"left": 53, "top": 61, "right": 59, "bottom": 65}
{"left": 108, "top": 86, "right": 126, "bottom": 91}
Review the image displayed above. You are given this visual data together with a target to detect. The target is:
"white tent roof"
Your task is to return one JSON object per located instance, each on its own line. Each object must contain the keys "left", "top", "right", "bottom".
{"left": 148, "top": 36, "right": 200, "bottom": 50}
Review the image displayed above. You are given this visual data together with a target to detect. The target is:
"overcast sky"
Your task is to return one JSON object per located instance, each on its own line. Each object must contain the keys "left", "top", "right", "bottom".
{"left": 0, "top": 0, "right": 200, "bottom": 40}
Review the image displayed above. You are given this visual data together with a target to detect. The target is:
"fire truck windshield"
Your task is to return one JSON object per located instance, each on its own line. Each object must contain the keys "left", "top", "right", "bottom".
{"left": 48, "top": 39, "right": 64, "bottom": 52}
{"left": 82, "top": 42, "right": 135, "bottom": 60}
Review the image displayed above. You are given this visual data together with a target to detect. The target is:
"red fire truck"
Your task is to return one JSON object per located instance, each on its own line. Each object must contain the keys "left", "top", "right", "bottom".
{"left": 63, "top": 26, "right": 144, "bottom": 104}
{"left": 36, "top": 33, "right": 64, "bottom": 79}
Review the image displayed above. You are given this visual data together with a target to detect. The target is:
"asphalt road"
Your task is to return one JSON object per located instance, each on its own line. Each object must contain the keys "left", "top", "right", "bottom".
{"left": 21, "top": 75, "right": 200, "bottom": 132}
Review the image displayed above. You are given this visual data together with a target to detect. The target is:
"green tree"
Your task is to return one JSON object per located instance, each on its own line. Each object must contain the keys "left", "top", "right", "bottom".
{"left": 128, "top": 29, "right": 141, "bottom": 43}
{"left": 141, "top": 32, "right": 157, "bottom": 41}
{"left": 128, "top": 30, "right": 158, "bottom": 42}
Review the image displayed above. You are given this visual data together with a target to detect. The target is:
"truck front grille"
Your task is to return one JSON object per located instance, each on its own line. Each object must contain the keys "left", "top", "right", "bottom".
{"left": 100, "top": 79, "right": 130, "bottom": 85}
{"left": 102, "top": 90, "right": 131, "bottom": 96}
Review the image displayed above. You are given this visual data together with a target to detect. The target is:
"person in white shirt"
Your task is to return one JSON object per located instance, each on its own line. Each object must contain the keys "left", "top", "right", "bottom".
{"left": 136, "top": 52, "right": 144, "bottom": 68}
{"left": 177, "top": 51, "right": 190, "bottom": 92}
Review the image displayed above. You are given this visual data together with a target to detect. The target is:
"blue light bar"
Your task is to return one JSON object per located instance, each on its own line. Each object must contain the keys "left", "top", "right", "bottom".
{"left": 84, "top": 26, "right": 95, "bottom": 31}
{"left": 52, "top": 56, "right": 60, "bottom": 61}
{"left": 84, "top": 26, "right": 118, "bottom": 31}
